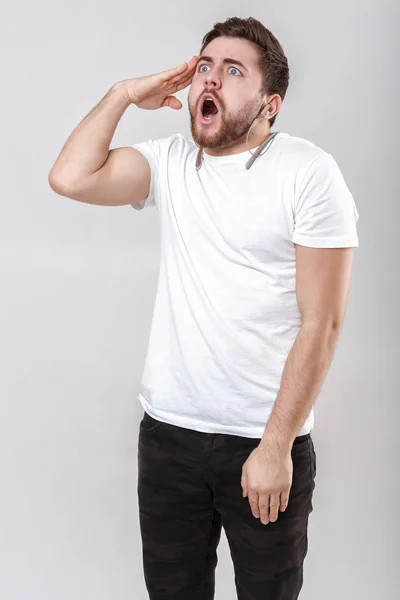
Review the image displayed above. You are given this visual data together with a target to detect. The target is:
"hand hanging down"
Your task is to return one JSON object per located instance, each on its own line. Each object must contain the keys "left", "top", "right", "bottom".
{"left": 241, "top": 441, "right": 293, "bottom": 525}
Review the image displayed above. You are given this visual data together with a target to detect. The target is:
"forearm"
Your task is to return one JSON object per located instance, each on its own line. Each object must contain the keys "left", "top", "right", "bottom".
{"left": 49, "top": 82, "right": 130, "bottom": 186}
{"left": 261, "top": 321, "right": 340, "bottom": 450}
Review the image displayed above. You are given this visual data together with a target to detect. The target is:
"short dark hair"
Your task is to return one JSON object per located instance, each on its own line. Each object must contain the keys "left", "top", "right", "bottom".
{"left": 200, "top": 16, "right": 289, "bottom": 127}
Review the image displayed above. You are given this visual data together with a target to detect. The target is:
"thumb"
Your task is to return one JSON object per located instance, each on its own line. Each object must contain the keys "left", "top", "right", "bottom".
{"left": 161, "top": 95, "right": 182, "bottom": 110}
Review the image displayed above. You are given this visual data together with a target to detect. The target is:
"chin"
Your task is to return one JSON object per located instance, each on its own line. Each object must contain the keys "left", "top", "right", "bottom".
{"left": 191, "top": 125, "right": 221, "bottom": 149}
{"left": 194, "top": 134, "right": 219, "bottom": 149}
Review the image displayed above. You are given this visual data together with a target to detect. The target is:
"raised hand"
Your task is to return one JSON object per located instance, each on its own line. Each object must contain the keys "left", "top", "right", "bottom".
{"left": 120, "top": 55, "right": 200, "bottom": 111}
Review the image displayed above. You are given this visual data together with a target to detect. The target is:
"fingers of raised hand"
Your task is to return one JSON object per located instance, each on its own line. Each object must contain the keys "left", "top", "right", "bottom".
{"left": 163, "top": 56, "right": 199, "bottom": 84}
{"left": 174, "top": 74, "right": 196, "bottom": 93}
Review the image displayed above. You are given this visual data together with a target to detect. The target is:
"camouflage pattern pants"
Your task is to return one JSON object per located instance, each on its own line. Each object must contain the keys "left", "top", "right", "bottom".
{"left": 138, "top": 411, "right": 316, "bottom": 600}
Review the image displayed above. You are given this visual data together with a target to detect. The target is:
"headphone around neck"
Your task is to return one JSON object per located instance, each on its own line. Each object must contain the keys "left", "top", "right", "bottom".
{"left": 195, "top": 101, "right": 276, "bottom": 171}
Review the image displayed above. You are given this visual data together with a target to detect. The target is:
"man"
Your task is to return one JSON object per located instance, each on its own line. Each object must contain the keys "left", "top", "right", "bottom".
{"left": 49, "top": 16, "right": 359, "bottom": 600}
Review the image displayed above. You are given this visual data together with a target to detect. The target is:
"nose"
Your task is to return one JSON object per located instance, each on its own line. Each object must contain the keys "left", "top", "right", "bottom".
{"left": 204, "top": 69, "right": 222, "bottom": 91}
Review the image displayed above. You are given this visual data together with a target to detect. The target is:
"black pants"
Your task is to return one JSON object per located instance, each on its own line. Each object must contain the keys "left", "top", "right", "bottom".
{"left": 138, "top": 411, "right": 316, "bottom": 600}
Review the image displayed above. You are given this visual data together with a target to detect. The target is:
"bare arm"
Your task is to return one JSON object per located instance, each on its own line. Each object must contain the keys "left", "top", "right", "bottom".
{"left": 48, "top": 56, "right": 199, "bottom": 207}
{"left": 48, "top": 84, "right": 150, "bottom": 206}
{"left": 260, "top": 245, "right": 355, "bottom": 450}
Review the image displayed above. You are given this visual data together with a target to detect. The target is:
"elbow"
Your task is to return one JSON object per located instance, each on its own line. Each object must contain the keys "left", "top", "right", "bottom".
{"left": 302, "top": 316, "right": 343, "bottom": 349}
{"left": 48, "top": 169, "right": 77, "bottom": 196}
{"left": 326, "top": 319, "right": 342, "bottom": 352}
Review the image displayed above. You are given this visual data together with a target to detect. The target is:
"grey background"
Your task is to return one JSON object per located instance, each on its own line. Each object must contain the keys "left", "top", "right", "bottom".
{"left": 1, "top": 1, "right": 399, "bottom": 598}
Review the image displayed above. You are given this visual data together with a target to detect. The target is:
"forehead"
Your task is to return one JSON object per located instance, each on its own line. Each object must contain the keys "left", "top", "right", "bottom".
{"left": 201, "top": 36, "right": 261, "bottom": 72}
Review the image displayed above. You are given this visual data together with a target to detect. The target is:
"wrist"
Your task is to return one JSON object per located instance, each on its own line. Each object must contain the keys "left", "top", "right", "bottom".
{"left": 112, "top": 80, "right": 135, "bottom": 107}
{"left": 259, "top": 429, "right": 295, "bottom": 453}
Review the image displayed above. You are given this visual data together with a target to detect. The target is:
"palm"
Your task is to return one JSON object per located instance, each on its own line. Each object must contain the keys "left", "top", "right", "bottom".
{"left": 127, "top": 55, "right": 199, "bottom": 111}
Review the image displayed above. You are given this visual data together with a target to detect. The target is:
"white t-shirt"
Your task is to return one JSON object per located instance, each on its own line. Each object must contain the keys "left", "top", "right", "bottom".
{"left": 131, "top": 132, "right": 359, "bottom": 438}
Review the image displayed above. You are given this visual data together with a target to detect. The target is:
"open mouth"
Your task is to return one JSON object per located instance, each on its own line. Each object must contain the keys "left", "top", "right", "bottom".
{"left": 200, "top": 96, "right": 219, "bottom": 121}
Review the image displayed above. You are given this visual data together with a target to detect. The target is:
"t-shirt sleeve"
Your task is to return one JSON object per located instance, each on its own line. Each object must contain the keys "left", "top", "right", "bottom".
{"left": 130, "top": 139, "right": 160, "bottom": 210}
{"left": 292, "top": 152, "right": 359, "bottom": 248}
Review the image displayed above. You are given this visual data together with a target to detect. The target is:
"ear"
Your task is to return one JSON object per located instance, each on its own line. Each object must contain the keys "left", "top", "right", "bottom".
{"left": 260, "top": 103, "right": 271, "bottom": 117}
{"left": 263, "top": 94, "right": 283, "bottom": 119}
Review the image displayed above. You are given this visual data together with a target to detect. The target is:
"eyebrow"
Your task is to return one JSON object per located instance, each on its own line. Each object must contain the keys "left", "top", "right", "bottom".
{"left": 198, "top": 55, "right": 249, "bottom": 73}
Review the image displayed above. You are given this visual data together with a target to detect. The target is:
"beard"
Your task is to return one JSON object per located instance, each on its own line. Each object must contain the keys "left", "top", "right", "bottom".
{"left": 188, "top": 93, "right": 264, "bottom": 150}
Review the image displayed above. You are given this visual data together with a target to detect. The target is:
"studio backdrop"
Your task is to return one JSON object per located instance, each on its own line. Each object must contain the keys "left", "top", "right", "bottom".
{"left": 1, "top": 1, "right": 398, "bottom": 599}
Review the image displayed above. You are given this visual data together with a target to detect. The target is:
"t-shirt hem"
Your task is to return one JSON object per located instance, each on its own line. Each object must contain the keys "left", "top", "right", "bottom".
{"left": 138, "top": 392, "right": 313, "bottom": 439}
{"left": 292, "top": 233, "right": 359, "bottom": 248}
